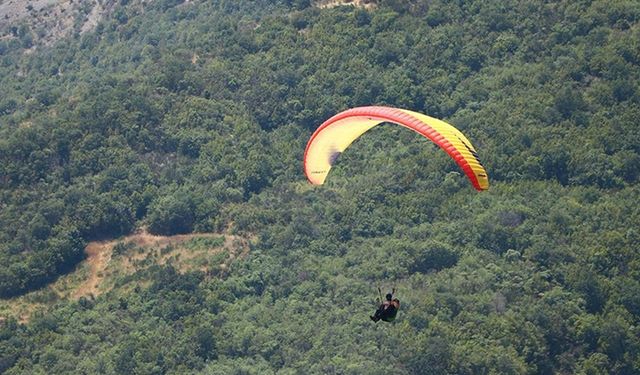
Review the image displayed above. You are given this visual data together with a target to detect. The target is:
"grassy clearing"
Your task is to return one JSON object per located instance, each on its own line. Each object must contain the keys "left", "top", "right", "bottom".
{"left": 0, "top": 231, "right": 252, "bottom": 323}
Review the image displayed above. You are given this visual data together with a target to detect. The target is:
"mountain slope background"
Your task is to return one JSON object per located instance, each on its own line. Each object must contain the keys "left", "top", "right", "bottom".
{"left": 0, "top": 0, "right": 639, "bottom": 373}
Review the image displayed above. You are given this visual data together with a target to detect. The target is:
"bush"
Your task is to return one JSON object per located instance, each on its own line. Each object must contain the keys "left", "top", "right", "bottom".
{"left": 147, "top": 192, "right": 196, "bottom": 235}
{"left": 411, "top": 242, "right": 459, "bottom": 273}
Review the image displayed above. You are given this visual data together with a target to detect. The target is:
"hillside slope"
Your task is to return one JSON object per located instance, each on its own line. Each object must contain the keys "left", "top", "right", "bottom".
{"left": 0, "top": 230, "right": 251, "bottom": 323}
{"left": 0, "top": 0, "right": 639, "bottom": 374}
{"left": 0, "top": 0, "right": 117, "bottom": 48}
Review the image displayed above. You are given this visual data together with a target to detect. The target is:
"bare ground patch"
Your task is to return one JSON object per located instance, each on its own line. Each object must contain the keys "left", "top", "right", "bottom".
{"left": 315, "top": 0, "right": 377, "bottom": 9}
{"left": 0, "top": 0, "right": 154, "bottom": 47}
{"left": 75, "top": 230, "right": 252, "bottom": 298}
{"left": 0, "top": 230, "right": 253, "bottom": 323}
{"left": 70, "top": 240, "right": 113, "bottom": 299}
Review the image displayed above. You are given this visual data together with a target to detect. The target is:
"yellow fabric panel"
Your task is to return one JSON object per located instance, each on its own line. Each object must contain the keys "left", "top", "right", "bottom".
{"left": 400, "top": 109, "right": 489, "bottom": 190}
{"left": 305, "top": 116, "right": 382, "bottom": 184}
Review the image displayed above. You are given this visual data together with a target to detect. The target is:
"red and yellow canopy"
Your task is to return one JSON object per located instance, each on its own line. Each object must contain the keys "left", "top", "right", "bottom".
{"left": 303, "top": 106, "right": 489, "bottom": 191}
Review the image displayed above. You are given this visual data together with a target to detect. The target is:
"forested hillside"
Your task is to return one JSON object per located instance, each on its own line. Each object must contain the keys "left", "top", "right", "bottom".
{"left": 1, "top": 0, "right": 639, "bottom": 373}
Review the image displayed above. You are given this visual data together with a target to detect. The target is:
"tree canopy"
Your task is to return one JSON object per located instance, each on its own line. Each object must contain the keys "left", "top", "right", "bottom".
{"left": 0, "top": 0, "right": 639, "bottom": 373}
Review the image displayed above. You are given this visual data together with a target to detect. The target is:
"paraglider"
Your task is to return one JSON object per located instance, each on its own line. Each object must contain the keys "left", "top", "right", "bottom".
{"left": 371, "top": 287, "right": 400, "bottom": 323}
{"left": 303, "top": 106, "right": 489, "bottom": 191}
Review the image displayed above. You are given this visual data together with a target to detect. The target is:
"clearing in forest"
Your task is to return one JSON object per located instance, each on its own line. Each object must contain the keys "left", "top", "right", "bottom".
{"left": 0, "top": 230, "right": 252, "bottom": 323}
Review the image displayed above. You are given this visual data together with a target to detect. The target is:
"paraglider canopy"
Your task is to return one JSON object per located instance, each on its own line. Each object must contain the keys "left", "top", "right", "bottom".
{"left": 303, "top": 106, "right": 489, "bottom": 191}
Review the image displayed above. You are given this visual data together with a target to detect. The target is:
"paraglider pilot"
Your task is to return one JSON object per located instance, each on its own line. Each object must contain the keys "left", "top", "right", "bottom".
{"left": 371, "top": 288, "right": 400, "bottom": 323}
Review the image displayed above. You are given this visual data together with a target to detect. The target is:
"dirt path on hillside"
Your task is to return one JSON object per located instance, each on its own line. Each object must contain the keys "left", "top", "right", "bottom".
{"left": 71, "top": 241, "right": 112, "bottom": 299}
{"left": 71, "top": 231, "right": 251, "bottom": 299}
{"left": 1, "top": 230, "right": 252, "bottom": 324}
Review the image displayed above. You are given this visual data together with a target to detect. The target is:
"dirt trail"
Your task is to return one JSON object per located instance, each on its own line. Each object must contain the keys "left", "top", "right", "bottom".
{"left": 71, "top": 241, "right": 112, "bottom": 299}
{"left": 71, "top": 230, "right": 251, "bottom": 299}
{"left": 0, "top": 230, "right": 251, "bottom": 324}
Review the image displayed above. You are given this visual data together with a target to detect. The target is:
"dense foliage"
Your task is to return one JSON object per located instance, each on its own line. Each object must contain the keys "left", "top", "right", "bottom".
{"left": 1, "top": 0, "right": 639, "bottom": 373}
